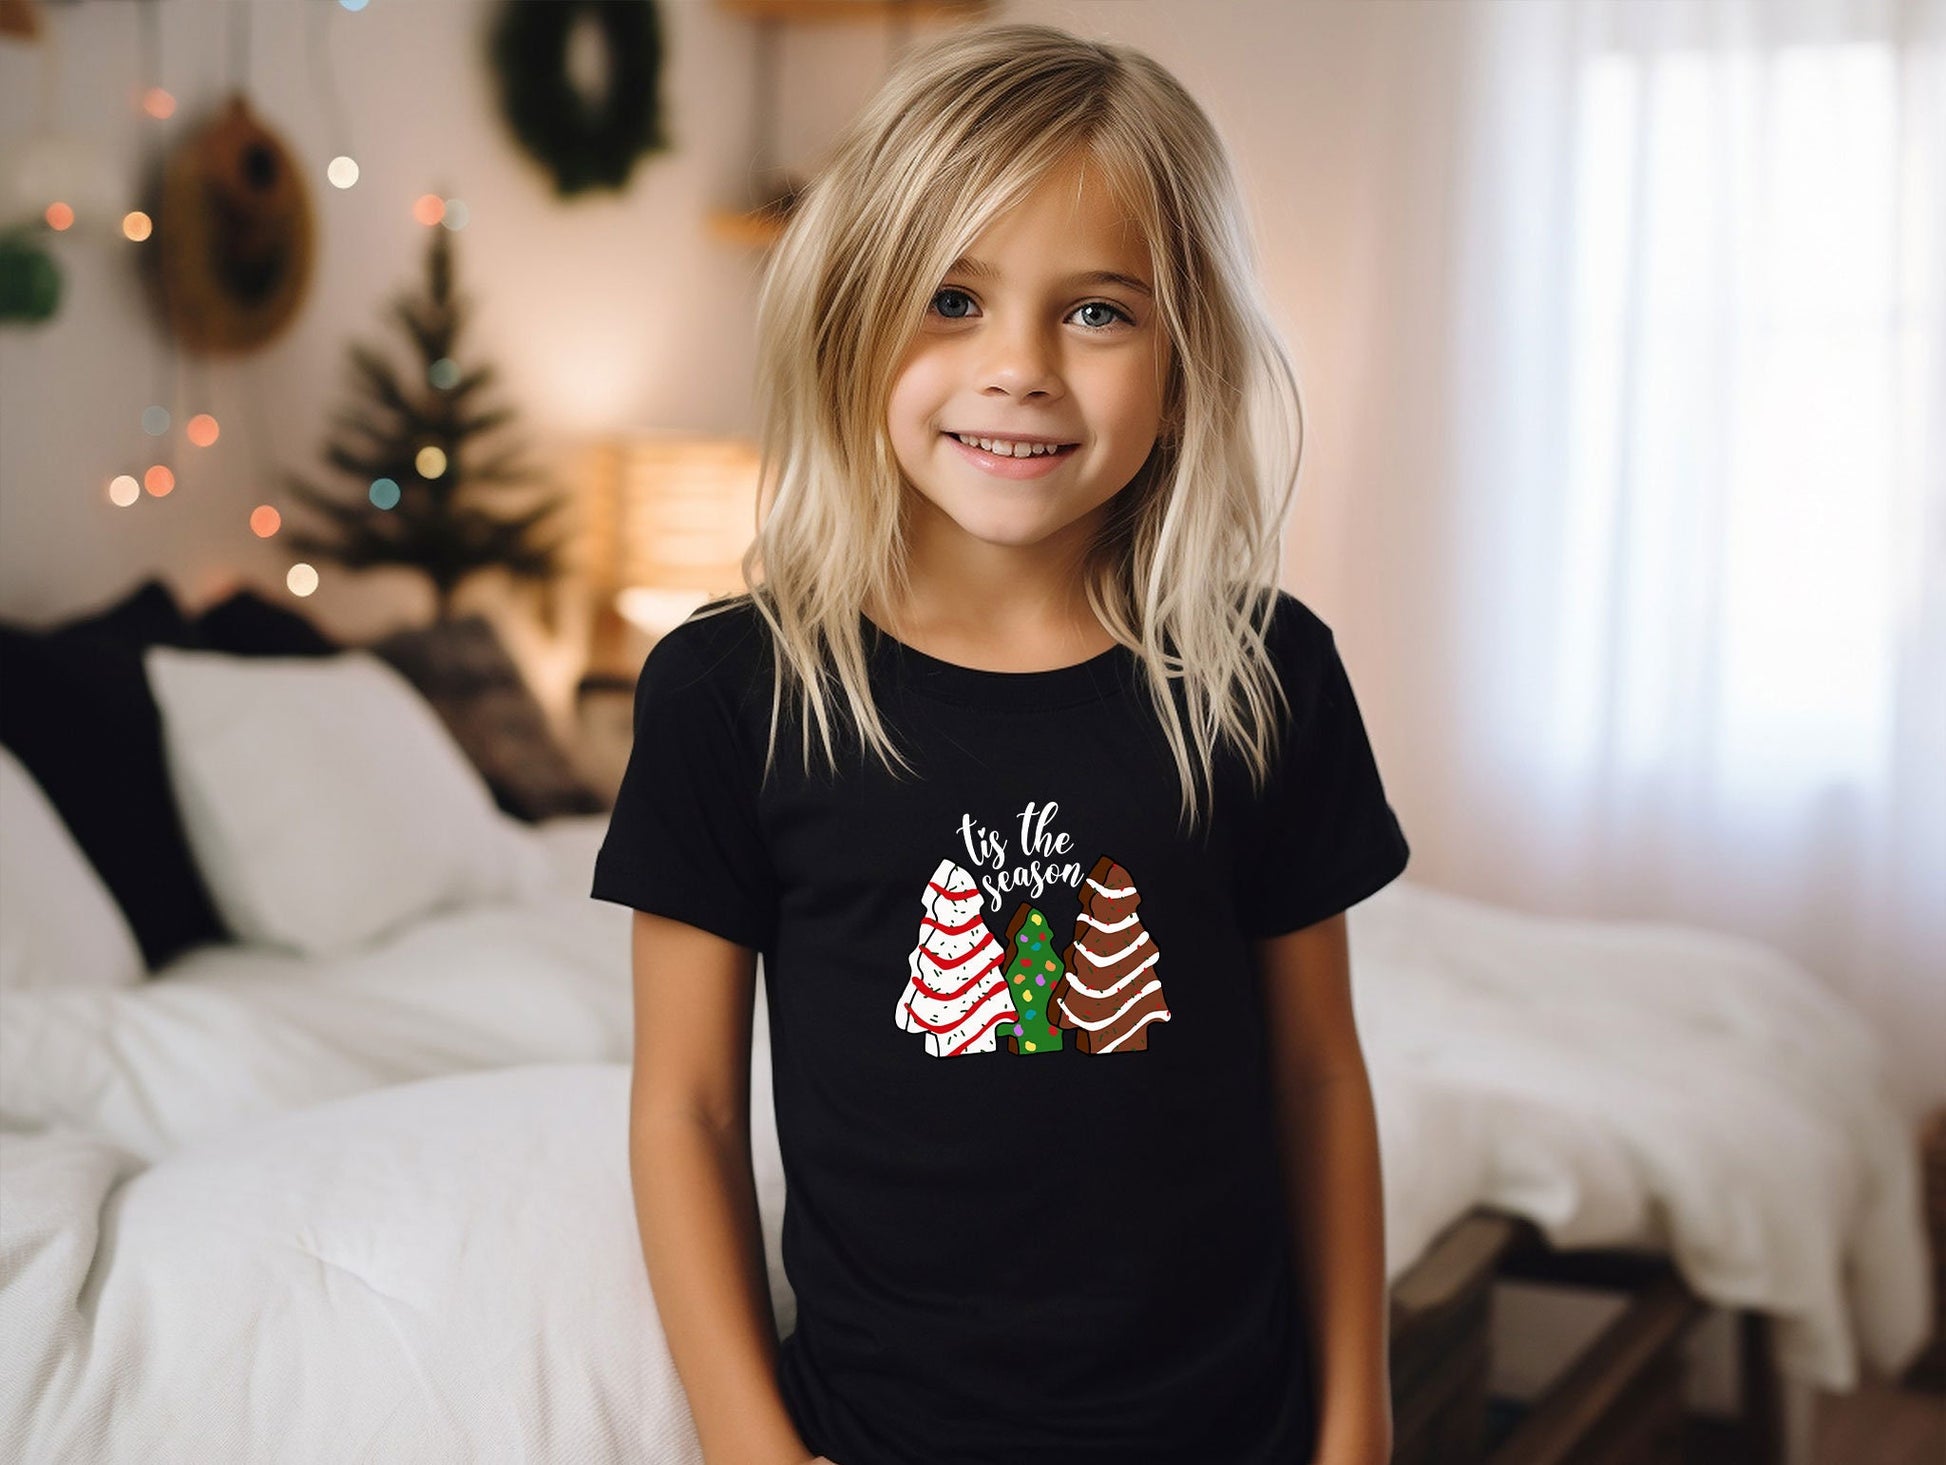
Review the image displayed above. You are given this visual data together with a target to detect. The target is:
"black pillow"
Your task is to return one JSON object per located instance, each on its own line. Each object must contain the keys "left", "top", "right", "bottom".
{"left": 194, "top": 585, "right": 340, "bottom": 657}
{"left": 0, "top": 578, "right": 230, "bottom": 970}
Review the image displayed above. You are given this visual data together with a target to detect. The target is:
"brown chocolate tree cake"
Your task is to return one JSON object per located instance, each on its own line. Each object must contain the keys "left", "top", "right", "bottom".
{"left": 1049, "top": 854, "right": 1172, "bottom": 1053}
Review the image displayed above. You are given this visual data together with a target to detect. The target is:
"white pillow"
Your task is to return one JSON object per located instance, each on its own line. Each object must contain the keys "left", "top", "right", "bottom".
{"left": 143, "top": 646, "right": 553, "bottom": 957}
{"left": 0, "top": 745, "right": 146, "bottom": 991}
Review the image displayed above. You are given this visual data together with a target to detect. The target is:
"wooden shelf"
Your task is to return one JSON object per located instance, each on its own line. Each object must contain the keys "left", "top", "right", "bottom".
{"left": 716, "top": 0, "right": 989, "bottom": 22}
{"left": 710, "top": 0, "right": 991, "bottom": 246}
{"left": 707, "top": 205, "right": 791, "bottom": 249}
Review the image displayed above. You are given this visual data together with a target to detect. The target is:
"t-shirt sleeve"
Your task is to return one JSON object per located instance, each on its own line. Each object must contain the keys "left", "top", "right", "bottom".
{"left": 588, "top": 634, "right": 780, "bottom": 953}
{"left": 1234, "top": 610, "right": 1411, "bottom": 940}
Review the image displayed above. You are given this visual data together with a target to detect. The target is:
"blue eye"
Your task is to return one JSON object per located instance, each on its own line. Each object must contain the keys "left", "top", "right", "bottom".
{"left": 1071, "top": 301, "right": 1130, "bottom": 330}
{"left": 927, "top": 288, "right": 1133, "bottom": 332}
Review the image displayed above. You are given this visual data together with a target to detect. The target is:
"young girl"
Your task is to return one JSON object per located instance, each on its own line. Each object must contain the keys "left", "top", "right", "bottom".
{"left": 592, "top": 22, "right": 1408, "bottom": 1465}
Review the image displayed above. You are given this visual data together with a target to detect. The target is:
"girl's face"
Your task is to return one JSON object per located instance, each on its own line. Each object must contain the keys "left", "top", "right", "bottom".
{"left": 885, "top": 154, "right": 1170, "bottom": 558}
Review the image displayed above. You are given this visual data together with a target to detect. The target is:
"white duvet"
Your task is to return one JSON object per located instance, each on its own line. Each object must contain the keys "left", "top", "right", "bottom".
{"left": 0, "top": 820, "right": 1930, "bottom": 1462}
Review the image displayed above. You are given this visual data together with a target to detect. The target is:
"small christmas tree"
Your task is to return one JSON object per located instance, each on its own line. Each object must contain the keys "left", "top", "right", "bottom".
{"left": 282, "top": 224, "right": 571, "bottom": 623}
{"left": 1000, "top": 902, "right": 1067, "bottom": 1055}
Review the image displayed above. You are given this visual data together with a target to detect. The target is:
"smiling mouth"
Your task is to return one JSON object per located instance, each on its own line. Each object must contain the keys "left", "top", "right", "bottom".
{"left": 942, "top": 431, "right": 1079, "bottom": 459}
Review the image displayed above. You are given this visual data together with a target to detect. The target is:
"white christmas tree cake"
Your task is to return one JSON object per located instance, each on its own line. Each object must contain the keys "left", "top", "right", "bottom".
{"left": 893, "top": 857, "right": 1020, "bottom": 1058}
{"left": 999, "top": 902, "right": 1066, "bottom": 1055}
{"left": 1048, "top": 854, "right": 1172, "bottom": 1054}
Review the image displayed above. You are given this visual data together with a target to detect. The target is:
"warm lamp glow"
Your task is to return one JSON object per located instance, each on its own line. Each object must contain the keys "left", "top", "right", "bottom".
{"left": 186, "top": 413, "right": 219, "bottom": 447}
{"left": 144, "top": 464, "right": 175, "bottom": 496}
{"left": 250, "top": 505, "right": 282, "bottom": 537}
{"left": 327, "top": 156, "right": 360, "bottom": 189}
{"left": 584, "top": 434, "right": 762, "bottom": 645}
{"left": 122, "top": 211, "right": 153, "bottom": 242}
{"left": 415, "top": 445, "right": 447, "bottom": 478}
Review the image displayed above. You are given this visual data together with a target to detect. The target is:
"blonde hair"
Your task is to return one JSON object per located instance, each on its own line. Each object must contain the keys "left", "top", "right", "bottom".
{"left": 713, "top": 19, "right": 1306, "bottom": 835}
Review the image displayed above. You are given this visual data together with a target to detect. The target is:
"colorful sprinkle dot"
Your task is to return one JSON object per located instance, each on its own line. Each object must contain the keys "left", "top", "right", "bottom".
{"left": 1025, "top": 1009, "right": 1036, "bottom": 1019}
{"left": 1044, "top": 961, "right": 1056, "bottom": 971}
{"left": 1035, "top": 974, "right": 1046, "bottom": 985}
{"left": 1025, "top": 1041, "right": 1038, "bottom": 1052}
{"left": 1030, "top": 913, "right": 1042, "bottom": 925}
{"left": 1012, "top": 1023, "right": 1023, "bottom": 1037}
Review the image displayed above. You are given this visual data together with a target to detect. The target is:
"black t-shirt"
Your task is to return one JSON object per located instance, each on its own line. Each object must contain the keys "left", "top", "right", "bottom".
{"left": 590, "top": 590, "right": 1410, "bottom": 1465}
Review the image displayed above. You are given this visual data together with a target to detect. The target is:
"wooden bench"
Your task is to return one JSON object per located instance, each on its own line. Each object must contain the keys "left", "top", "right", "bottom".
{"left": 1385, "top": 1209, "right": 1783, "bottom": 1465}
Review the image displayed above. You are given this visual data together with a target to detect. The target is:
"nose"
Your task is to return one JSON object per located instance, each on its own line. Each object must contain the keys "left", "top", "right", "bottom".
{"left": 977, "top": 315, "right": 1062, "bottom": 400}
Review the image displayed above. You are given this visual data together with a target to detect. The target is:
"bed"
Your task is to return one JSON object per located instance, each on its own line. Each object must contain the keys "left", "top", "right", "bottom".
{"left": 0, "top": 636, "right": 1929, "bottom": 1463}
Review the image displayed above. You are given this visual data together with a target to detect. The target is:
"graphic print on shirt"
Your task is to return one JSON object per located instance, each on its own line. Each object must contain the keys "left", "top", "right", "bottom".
{"left": 1048, "top": 854, "right": 1172, "bottom": 1053}
{"left": 893, "top": 802, "right": 1171, "bottom": 1059}
{"left": 893, "top": 858, "right": 1020, "bottom": 1057}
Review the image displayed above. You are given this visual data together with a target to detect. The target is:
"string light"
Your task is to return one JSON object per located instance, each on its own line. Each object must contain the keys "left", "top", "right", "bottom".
{"left": 339, "top": 0, "right": 370, "bottom": 12}
{"left": 44, "top": 202, "right": 74, "bottom": 231}
{"left": 412, "top": 193, "right": 445, "bottom": 227}
{"left": 287, "top": 563, "right": 320, "bottom": 597}
{"left": 142, "top": 406, "right": 170, "bottom": 435}
{"left": 186, "top": 413, "right": 220, "bottom": 447}
{"left": 415, "top": 445, "right": 447, "bottom": 478}
{"left": 122, "top": 211, "right": 153, "bottom": 242}
{"left": 440, "top": 199, "right": 470, "bottom": 231}
{"left": 369, "top": 477, "right": 401, "bottom": 509}
{"left": 144, "top": 465, "right": 175, "bottom": 496}
{"left": 109, "top": 475, "right": 141, "bottom": 507}
{"left": 428, "top": 357, "right": 460, "bottom": 390}
{"left": 327, "top": 155, "right": 360, "bottom": 189}
{"left": 141, "top": 87, "right": 176, "bottom": 120}
{"left": 250, "top": 505, "right": 281, "bottom": 537}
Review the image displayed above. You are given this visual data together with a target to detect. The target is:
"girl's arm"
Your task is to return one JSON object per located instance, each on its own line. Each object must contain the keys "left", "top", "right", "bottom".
{"left": 628, "top": 910, "right": 820, "bottom": 1465}
{"left": 1256, "top": 913, "right": 1395, "bottom": 1465}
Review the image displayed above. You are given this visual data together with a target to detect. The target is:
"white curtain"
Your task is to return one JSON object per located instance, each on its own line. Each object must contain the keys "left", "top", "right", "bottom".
{"left": 1425, "top": 0, "right": 1945, "bottom": 1119}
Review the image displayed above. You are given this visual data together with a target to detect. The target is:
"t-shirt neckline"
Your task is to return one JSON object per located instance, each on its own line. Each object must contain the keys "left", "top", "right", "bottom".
{"left": 860, "top": 611, "right": 1135, "bottom": 709}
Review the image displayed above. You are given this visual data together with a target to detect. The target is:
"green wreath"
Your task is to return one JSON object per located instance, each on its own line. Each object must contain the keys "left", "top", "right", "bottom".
{"left": 489, "top": 0, "right": 668, "bottom": 197}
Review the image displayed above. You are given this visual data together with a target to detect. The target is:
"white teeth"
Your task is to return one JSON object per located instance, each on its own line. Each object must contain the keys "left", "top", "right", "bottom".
{"left": 952, "top": 433, "right": 1069, "bottom": 458}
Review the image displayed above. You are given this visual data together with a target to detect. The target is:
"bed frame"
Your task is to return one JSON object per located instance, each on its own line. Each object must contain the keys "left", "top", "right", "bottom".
{"left": 1386, "top": 1208, "right": 1788, "bottom": 1465}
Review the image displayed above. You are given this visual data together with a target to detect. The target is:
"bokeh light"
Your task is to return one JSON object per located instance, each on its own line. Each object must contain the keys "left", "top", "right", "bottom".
{"left": 144, "top": 465, "right": 175, "bottom": 496}
{"left": 415, "top": 445, "right": 447, "bottom": 478}
{"left": 141, "top": 87, "right": 176, "bottom": 120}
{"left": 250, "top": 505, "right": 282, "bottom": 537}
{"left": 44, "top": 202, "right": 74, "bottom": 231}
{"left": 122, "top": 211, "right": 153, "bottom": 242}
{"left": 109, "top": 475, "right": 141, "bottom": 507}
{"left": 369, "top": 477, "right": 402, "bottom": 509}
{"left": 428, "top": 357, "right": 460, "bottom": 390}
{"left": 287, "top": 563, "right": 320, "bottom": 597}
{"left": 141, "top": 406, "right": 170, "bottom": 435}
{"left": 440, "top": 199, "right": 470, "bottom": 231}
{"left": 186, "top": 413, "right": 220, "bottom": 447}
{"left": 412, "top": 194, "right": 445, "bottom": 227}
{"left": 339, "top": 0, "right": 369, "bottom": 12}
{"left": 327, "top": 156, "right": 360, "bottom": 189}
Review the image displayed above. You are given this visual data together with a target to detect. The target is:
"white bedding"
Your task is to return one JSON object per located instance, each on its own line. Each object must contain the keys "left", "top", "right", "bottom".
{"left": 0, "top": 816, "right": 627, "bottom": 1162}
{"left": 0, "top": 829, "right": 1930, "bottom": 1461}
{"left": 1354, "top": 881, "right": 1930, "bottom": 1392}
